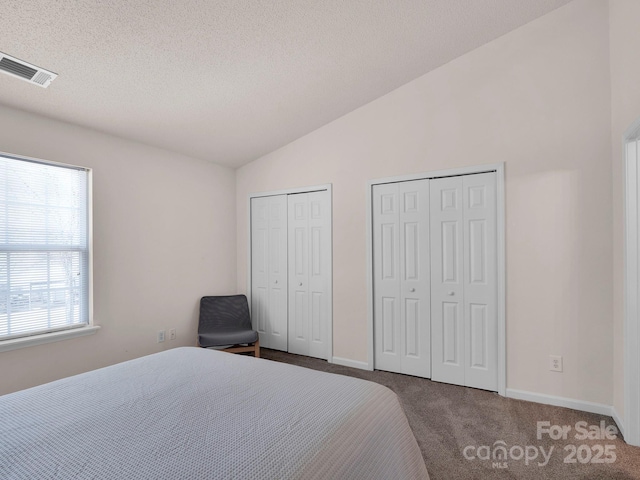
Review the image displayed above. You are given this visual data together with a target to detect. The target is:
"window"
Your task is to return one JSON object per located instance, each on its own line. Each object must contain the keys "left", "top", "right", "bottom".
{"left": 0, "top": 153, "right": 90, "bottom": 342}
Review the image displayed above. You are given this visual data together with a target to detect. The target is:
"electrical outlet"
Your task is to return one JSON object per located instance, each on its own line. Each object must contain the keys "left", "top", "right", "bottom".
{"left": 157, "top": 330, "right": 165, "bottom": 343}
{"left": 550, "top": 355, "right": 563, "bottom": 372}
{"left": 169, "top": 328, "right": 176, "bottom": 341}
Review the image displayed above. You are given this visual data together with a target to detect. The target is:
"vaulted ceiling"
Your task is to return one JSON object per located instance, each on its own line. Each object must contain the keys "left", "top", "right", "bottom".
{"left": 0, "top": 0, "right": 572, "bottom": 168}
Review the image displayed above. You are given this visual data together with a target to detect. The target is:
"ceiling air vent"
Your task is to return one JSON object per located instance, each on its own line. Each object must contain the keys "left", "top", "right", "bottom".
{"left": 0, "top": 52, "right": 57, "bottom": 88}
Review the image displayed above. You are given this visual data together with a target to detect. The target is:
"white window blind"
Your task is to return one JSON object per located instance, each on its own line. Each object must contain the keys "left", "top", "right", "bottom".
{"left": 0, "top": 154, "right": 90, "bottom": 341}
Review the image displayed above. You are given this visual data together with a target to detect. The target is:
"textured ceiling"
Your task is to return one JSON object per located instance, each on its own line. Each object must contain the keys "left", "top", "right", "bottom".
{"left": 0, "top": 0, "right": 572, "bottom": 168}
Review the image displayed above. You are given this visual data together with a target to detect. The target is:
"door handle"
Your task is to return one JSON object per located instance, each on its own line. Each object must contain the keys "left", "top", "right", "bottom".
{"left": 447, "top": 291, "right": 455, "bottom": 296}
{"left": 274, "top": 280, "right": 278, "bottom": 284}
{"left": 409, "top": 288, "right": 415, "bottom": 292}
{"left": 299, "top": 282, "right": 303, "bottom": 286}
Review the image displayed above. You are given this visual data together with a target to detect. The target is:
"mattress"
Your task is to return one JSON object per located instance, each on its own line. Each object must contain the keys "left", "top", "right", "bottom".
{"left": 0, "top": 347, "right": 428, "bottom": 479}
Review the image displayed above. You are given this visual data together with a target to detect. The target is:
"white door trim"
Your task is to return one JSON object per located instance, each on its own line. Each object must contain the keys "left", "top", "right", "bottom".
{"left": 247, "top": 184, "right": 333, "bottom": 362}
{"left": 623, "top": 120, "right": 640, "bottom": 447}
{"left": 366, "top": 163, "right": 506, "bottom": 396}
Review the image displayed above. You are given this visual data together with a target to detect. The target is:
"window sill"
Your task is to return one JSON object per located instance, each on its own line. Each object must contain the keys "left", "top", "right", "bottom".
{"left": 0, "top": 326, "right": 101, "bottom": 353}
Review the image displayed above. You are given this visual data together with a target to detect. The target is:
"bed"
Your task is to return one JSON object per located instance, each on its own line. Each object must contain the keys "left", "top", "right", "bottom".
{"left": 0, "top": 347, "right": 428, "bottom": 479}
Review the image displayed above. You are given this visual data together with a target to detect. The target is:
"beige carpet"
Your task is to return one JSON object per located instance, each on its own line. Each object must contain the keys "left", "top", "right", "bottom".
{"left": 261, "top": 349, "right": 640, "bottom": 480}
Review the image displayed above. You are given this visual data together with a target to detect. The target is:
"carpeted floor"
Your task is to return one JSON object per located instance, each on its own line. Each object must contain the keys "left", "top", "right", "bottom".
{"left": 260, "top": 348, "right": 640, "bottom": 480}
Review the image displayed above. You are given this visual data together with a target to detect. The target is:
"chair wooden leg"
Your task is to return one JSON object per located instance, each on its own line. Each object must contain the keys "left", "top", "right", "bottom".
{"left": 222, "top": 339, "right": 260, "bottom": 357}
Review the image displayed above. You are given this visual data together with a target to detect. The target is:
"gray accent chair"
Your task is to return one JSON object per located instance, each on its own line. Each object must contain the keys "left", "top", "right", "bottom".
{"left": 197, "top": 295, "right": 260, "bottom": 357}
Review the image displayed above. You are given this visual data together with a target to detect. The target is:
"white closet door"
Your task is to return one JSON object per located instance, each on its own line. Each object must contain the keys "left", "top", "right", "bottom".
{"left": 430, "top": 173, "right": 498, "bottom": 391}
{"left": 463, "top": 173, "right": 498, "bottom": 391}
{"left": 373, "top": 183, "right": 402, "bottom": 373}
{"left": 288, "top": 191, "right": 330, "bottom": 359}
{"left": 399, "top": 180, "right": 431, "bottom": 376}
{"left": 430, "top": 177, "right": 465, "bottom": 386}
{"left": 251, "top": 196, "right": 270, "bottom": 345}
{"left": 373, "top": 180, "right": 430, "bottom": 377}
{"left": 250, "top": 195, "right": 288, "bottom": 351}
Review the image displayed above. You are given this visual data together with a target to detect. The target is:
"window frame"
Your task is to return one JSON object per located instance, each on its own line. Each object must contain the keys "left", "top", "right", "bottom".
{"left": 0, "top": 151, "right": 97, "bottom": 352}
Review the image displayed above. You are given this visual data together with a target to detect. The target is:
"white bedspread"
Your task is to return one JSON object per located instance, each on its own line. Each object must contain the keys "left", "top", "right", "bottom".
{"left": 0, "top": 347, "right": 428, "bottom": 479}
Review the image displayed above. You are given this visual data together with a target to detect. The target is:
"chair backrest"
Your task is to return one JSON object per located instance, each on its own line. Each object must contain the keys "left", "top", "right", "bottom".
{"left": 198, "top": 295, "right": 252, "bottom": 333}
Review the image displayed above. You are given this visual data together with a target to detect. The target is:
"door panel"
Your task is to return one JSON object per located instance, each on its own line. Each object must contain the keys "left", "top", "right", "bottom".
{"left": 268, "top": 196, "right": 288, "bottom": 349}
{"left": 382, "top": 297, "right": 396, "bottom": 353}
{"left": 381, "top": 223, "right": 397, "bottom": 279}
{"left": 404, "top": 223, "right": 418, "bottom": 280}
{"left": 441, "top": 221, "right": 459, "bottom": 283}
{"left": 294, "top": 290, "right": 306, "bottom": 340}
{"left": 442, "top": 302, "right": 459, "bottom": 364}
{"left": 398, "top": 180, "right": 430, "bottom": 377}
{"left": 288, "top": 194, "right": 309, "bottom": 355}
{"left": 288, "top": 191, "right": 330, "bottom": 359}
{"left": 307, "top": 190, "right": 330, "bottom": 360}
{"left": 469, "top": 220, "right": 487, "bottom": 284}
{"left": 463, "top": 173, "right": 497, "bottom": 391}
{"left": 373, "top": 180, "right": 430, "bottom": 377}
{"left": 251, "top": 195, "right": 288, "bottom": 351}
{"left": 254, "top": 286, "right": 267, "bottom": 334}
{"left": 469, "top": 303, "right": 487, "bottom": 368}
{"left": 311, "top": 291, "right": 322, "bottom": 342}
{"left": 405, "top": 298, "right": 419, "bottom": 357}
{"left": 373, "top": 183, "right": 401, "bottom": 373}
{"left": 251, "top": 198, "right": 269, "bottom": 342}
{"left": 430, "top": 176, "right": 465, "bottom": 386}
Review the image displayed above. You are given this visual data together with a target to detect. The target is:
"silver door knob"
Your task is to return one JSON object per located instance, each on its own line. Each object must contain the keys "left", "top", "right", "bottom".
{"left": 409, "top": 288, "right": 415, "bottom": 292}
{"left": 447, "top": 291, "right": 455, "bottom": 296}
{"left": 274, "top": 280, "right": 278, "bottom": 284}
{"left": 299, "top": 282, "right": 303, "bottom": 286}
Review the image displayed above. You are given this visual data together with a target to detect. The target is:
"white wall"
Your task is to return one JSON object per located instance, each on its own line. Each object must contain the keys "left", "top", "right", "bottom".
{"left": 237, "top": 0, "right": 614, "bottom": 405}
{"left": 609, "top": 0, "right": 640, "bottom": 422}
{"left": 0, "top": 104, "right": 237, "bottom": 395}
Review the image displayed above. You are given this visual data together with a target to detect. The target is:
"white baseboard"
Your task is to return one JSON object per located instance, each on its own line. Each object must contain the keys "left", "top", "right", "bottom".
{"left": 506, "top": 389, "right": 616, "bottom": 418}
{"left": 611, "top": 406, "right": 625, "bottom": 438}
{"left": 331, "top": 356, "right": 371, "bottom": 371}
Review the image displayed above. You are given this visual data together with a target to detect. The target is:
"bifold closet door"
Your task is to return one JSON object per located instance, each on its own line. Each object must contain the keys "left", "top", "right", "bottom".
{"left": 288, "top": 191, "right": 331, "bottom": 360}
{"left": 250, "top": 195, "right": 288, "bottom": 351}
{"left": 373, "top": 180, "right": 431, "bottom": 377}
{"left": 430, "top": 172, "right": 497, "bottom": 391}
